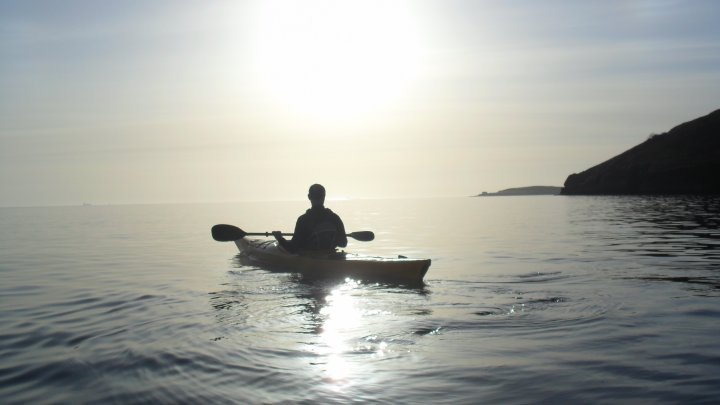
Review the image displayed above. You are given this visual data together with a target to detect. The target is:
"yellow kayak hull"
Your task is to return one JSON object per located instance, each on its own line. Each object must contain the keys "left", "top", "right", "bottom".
{"left": 235, "top": 238, "right": 431, "bottom": 284}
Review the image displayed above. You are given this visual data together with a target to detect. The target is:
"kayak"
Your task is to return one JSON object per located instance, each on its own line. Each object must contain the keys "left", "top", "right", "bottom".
{"left": 235, "top": 238, "right": 431, "bottom": 284}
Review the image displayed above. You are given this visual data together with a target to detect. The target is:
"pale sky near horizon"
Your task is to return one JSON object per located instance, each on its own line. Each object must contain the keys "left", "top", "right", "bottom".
{"left": 1, "top": 0, "right": 719, "bottom": 206}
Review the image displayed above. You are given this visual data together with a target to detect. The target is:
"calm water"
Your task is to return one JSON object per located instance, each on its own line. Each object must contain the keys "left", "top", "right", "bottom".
{"left": 1, "top": 196, "right": 719, "bottom": 404}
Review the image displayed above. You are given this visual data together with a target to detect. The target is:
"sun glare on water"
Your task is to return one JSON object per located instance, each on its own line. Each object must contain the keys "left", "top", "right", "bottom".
{"left": 249, "top": 1, "right": 423, "bottom": 121}
{"left": 306, "top": 278, "right": 392, "bottom": 389}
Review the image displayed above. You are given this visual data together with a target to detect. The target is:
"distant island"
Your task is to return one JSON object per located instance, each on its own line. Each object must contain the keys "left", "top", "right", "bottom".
{"left": 562, "top": 109, "right": 720, "bottom": 195}
{"left": 476, "top": 186, "right": 562, "bottom": 197}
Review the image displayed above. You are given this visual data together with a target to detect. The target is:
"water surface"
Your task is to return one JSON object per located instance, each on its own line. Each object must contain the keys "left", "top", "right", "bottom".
{"left": 1, "top": 196, "right": 719, "bottom": 403}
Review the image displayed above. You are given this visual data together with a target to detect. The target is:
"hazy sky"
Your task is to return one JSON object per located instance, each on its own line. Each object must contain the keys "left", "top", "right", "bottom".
{"left": 2, "top": 0, "right": 719, "bottom": 206}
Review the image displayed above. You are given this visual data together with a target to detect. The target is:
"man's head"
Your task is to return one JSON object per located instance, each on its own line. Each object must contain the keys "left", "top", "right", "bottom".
{"left": 308, "top": 184, "right": 326, "bottom": 207}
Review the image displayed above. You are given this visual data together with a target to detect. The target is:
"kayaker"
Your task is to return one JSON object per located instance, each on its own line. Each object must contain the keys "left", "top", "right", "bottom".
{"left": 272, "top": 184, "right": 348, "bottom": 254}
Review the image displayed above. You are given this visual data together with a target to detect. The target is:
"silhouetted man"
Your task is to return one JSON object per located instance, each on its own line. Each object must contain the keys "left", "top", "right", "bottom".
{"left": 273, "top": 184, "right": 348, "bottom": 254}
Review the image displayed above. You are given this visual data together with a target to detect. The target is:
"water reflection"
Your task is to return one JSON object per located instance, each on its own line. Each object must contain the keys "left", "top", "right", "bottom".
{"left": 301, "top": 278, "right": 398, "bottom": 387}
{"left": 570, "top": 195, "right": 720, "bottom": 295}
{"left": 317, "top": 280, "right": 363, "bottom": 383}
{"left": 209, "top": 266, "right": 432, "bottom": 394}
{"left": 572, "top": 196, "right": 720, "bottom": 251}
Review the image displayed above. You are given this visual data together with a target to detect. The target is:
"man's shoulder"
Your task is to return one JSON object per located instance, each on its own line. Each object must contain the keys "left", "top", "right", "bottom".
{"left": 297, "top": 210, "right": 313, "bottom": 225}
{"left": 324, "top": 208, "right": 344, "bottom": 223}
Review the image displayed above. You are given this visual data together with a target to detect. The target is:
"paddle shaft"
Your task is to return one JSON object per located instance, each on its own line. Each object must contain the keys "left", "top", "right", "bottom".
{"left": 245, "top": 231, "right": 373, "bottom": 240}
{"left": 245, "top": 231, "right": 293, "bottom": 237}
{"left": 211, "top": 224, "right": 374, "bottom": 242}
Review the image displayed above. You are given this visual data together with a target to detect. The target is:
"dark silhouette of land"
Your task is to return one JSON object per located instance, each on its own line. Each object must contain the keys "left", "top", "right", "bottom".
{"left": 562, "top": 109, "right": 720, "bottom": 195}
{"left": 476, "top": 186, "right": 561, "bottom": 197}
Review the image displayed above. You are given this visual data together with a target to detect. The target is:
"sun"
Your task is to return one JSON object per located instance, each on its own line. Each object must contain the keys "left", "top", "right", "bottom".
{"left": 249, "top": 1, "right": 423, "bottom": 120}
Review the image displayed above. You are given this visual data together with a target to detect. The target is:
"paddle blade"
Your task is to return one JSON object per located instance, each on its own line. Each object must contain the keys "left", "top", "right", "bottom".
{"left": 211, "top": 224, "right": 247, "bottom": 242}
{"left": 348, "top": 231, "right": 375, "bottom": 242}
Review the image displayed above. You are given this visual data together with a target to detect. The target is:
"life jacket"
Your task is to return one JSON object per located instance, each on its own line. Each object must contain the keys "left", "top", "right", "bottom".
{"left": 307, "top": 210, "right": 338, "bottom": 251}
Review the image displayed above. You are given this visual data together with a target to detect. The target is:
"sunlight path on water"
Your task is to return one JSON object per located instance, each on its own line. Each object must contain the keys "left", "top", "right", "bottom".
{"left": 312, "top": 279, "right": 389, "bottom": 390}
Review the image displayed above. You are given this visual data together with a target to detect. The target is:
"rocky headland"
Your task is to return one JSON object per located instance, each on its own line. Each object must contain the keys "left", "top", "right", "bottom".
{"left": 476, "top": 186, "right": 562, "bottom": 196}
{"left": 562, "top": 109, "right": 720, "bottom": 195}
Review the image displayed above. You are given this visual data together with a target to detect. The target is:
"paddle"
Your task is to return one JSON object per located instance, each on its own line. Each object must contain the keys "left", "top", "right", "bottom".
{"left": 211, "top": 224, "right": 374, "bottom": 242}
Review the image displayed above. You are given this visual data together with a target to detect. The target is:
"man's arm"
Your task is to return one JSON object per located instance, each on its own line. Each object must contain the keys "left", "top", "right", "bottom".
{"left": 274, "top": 215, "right": 307, "bottom": 253}
{"left": 335, "top": 214, "right": 348, "bottom": 248}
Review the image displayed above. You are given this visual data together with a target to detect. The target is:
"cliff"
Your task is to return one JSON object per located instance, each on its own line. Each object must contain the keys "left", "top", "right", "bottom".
{"left": 562, "top": 109, "right": 720, "bottom": 195}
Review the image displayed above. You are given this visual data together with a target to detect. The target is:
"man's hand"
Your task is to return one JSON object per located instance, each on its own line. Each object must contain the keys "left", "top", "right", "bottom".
{"left": 272, "top": 231, "right": 296, "bottom": 253}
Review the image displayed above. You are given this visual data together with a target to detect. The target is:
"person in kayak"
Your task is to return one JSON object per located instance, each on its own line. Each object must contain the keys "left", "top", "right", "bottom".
{"left": 272, "top": 184, "right": 348, "bottom": 254}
